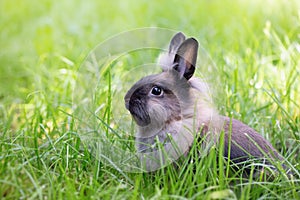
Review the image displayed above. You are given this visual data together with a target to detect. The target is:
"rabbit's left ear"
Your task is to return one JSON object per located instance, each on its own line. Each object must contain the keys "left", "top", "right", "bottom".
{"left": 169, "top": 32, "right": 186, "bottom": 53}
{"left": 173, "top": 38, "right": 198, "bottom": 80}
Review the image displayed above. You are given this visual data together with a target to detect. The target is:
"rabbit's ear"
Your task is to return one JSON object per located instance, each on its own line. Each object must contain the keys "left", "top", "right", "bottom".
{"left": 158, "top": 32, "right": 186, "bottom": 71}
{"left": 169, "top": 32, "right": 186, "bottom": 53}
{"left": 173, "top": 38, "right": 198, "bottom": 80}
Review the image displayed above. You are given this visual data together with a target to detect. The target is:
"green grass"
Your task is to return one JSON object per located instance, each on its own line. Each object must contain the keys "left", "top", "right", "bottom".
{"left": 1, "top": 0, "right": 300, "bottom": 199}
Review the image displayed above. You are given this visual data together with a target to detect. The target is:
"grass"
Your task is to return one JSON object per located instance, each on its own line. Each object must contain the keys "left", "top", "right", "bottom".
{"left": 1, "top": 0, "right": 300, "bottom": 199}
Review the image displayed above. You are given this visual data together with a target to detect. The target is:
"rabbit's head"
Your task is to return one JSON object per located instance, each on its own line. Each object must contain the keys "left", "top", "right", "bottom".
{"left": 124, "top": 32, "right": 218, "bottom": 153}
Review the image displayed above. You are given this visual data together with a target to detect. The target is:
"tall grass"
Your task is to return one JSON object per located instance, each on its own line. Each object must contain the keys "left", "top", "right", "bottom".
{"left": 1, "top": 0, "right": 300, "bottom": 199}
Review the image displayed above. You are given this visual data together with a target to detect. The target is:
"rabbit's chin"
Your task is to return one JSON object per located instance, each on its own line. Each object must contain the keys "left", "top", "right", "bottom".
{"left": 132, "top": 115, "right": 150, "bottom": 127}
{"left": 132, "top": 113, "right": 166, "bottom": 129}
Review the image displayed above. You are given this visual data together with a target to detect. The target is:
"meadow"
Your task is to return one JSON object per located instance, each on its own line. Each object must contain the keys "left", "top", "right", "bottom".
{"left": 0, "top": 0, "right": 300, "bottom": 199}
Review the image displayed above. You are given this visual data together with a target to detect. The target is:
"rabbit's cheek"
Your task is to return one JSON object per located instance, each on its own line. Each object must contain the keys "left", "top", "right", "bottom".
{"left": 148, "top": 103, "right": 170, "bottom": 126}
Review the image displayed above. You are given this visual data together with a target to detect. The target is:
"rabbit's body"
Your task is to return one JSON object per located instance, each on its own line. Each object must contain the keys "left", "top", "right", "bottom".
{"left": 220, "top": 116, "right": 282, "bottom": 163}
{"left": 124, "top": 32, "right": 285, "bottom": 175}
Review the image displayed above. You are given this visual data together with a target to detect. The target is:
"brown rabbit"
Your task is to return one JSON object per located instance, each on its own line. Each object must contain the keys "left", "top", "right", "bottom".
{"left": 124, "top": 32, "right": 287, "bottom": 176}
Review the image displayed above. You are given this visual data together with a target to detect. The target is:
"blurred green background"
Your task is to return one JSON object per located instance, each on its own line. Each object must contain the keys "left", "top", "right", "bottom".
{"left": 1, "top": 0, "right": 299, "bottom": 103}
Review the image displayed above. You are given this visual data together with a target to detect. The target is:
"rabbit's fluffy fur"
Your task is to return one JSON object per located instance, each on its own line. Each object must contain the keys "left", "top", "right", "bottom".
{"left": 124, "top": 32, "right": 285, "bottom": 175}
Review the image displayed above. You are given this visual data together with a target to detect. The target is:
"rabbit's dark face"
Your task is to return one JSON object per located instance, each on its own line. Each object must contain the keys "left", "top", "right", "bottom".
{"left": 125, "top": 35, "right": 198, "bottom": 129}
{"left": 125, "top": 73, "right": 182, "bottom": 128}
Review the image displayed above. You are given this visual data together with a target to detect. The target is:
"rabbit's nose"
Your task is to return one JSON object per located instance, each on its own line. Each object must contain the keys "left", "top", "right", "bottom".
{"left": 124, "top": 98, "right": 129, "bottom": 110}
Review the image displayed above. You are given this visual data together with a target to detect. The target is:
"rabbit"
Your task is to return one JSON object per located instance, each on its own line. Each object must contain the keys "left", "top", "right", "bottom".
{"left": 124, "top": 32, "right": 288, "bottom": 176}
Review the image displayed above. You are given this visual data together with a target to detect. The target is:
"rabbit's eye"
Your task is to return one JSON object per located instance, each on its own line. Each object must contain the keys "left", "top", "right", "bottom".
{"left": 151, "top": 86, "right": 163, "bottom": 96}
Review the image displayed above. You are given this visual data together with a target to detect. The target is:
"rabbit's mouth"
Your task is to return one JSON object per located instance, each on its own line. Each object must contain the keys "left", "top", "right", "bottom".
{"left": 125, "top": 98, "right": 151, "bottom": 127}
{"left": 130, "top": 109, "right": 151, "bottom": 127}
{"left": 132, "top": 114, "right": 150, "bottom": 127}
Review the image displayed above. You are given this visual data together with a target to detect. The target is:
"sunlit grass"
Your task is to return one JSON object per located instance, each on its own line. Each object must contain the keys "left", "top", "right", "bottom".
{"left": 1, "top": 0, "right": 300, "bottom": 199}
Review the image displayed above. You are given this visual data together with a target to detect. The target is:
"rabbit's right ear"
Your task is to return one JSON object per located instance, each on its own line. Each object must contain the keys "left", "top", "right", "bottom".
{"left": 168, "top": 32, "right": 186, "bottom": 53}
{"left": 173, "top": 38, "right": 198, "bottom": 80}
